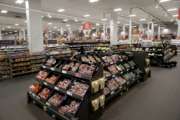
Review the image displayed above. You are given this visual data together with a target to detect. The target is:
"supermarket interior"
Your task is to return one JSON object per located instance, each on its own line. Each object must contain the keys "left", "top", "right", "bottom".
{"left": 0, "top": 0, "right": 180, "bottom": 120}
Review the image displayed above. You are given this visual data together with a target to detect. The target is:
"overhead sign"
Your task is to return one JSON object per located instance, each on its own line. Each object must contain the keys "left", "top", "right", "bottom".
{"left": 83, "top": 22, "right": 93, "bottom": 30}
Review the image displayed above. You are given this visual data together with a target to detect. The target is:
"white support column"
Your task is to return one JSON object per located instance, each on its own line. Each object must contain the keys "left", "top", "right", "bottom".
{"left": 158, "top": 25, "right": 161, "bottom": 40}
{"left": 129, "top": 16, "right": 132, "bottom": 45}
{"left": 0, "top": 27, "right": 2, "bottom": 40}
{"left": 110, "top": 14, "right": 118, "bottom": 45}
{"left": 177, "top": 19, "right": 180, "bottom": 39}
{"left": 151, "top": 22, "right": 154, "bottom": 40}
{"left": 25, "top": 0, "right": 43, "bottom": 53}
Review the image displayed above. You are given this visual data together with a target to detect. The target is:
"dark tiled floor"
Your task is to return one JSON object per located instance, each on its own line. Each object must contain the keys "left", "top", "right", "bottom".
{"left": 0, "top": 56, "right": 180, "bottom": 120}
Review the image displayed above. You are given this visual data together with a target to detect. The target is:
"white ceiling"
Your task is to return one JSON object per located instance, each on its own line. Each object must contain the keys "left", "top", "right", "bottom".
{"left": 0, "top": 0, "right": 179, "bottom": 27}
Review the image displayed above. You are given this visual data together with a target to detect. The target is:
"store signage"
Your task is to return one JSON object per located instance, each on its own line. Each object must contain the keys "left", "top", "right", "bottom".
{"left": 83, "top": 22, "right": 93, "bottom": 30}
{"left": 178, "top": 8, "right": 180, "bottom": 20}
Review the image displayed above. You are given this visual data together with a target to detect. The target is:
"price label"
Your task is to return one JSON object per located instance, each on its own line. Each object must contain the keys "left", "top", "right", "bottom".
{"left": 62, "top": 70, "right": 67, "bottom": 74}
{"left": 44, "top": 82, "right": 48, "bottom": 86}
{"left": 54, "top": 86, "right": 59, "bottom": 91}
{"left": 67, "top": 91, "right": 73, "bottom": 96}
{"left": 46, "top": 102, "right": 50, "bottom": 106}
{"left": 50, "top": 67, "right": 55, "bottom": 71}
{"left": 111, "top": 91, "right": 115, "bottom": 95}
{"left": 36, "top": 96, "right": 40, "bottom": 100}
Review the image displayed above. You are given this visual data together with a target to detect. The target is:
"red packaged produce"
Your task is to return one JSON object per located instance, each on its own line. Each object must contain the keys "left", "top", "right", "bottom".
{"left": 108, "top": 65, "right": 119, "bottom": 74}
{"left": 69, "top": 82, "right": 89, "bottom": 97}
{"left": 106, "top": 79, "right": 119, "bottom": 91}
{"left": 46, "top": 57, "right": 57, "bottom": 67}
{"left": 111, "top": 54, "right": 120, "bottom": 63}
{"left": 57, "top": 79, "right": 71, "bottom": 90}
{"left": 48, "top": 94, "right": 64, "bottom": 107}
{"left": 71, "top": 63, "right": 80, "bottom": 72}
{"left": 38, "top": 88, "right": 51, "bottom": 100}
{"left": 29, "top": 82, "right": 41, "bottom": 94}
{"left": 45, "top": 75, "right": 59, "bottom": 84}
{"left": 36, "top": 71, "right": 48, "bottom": 80}
{"left": 58, "top": 101, "right": 80, "bottom": 114}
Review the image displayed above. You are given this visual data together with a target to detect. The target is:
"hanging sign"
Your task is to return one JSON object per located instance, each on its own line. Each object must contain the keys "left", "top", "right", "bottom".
{"left": 178, "top": 8, "right": 180, "bottom": 20}
{"left": 83, "top": 22, "right": 93, "bottom": 30}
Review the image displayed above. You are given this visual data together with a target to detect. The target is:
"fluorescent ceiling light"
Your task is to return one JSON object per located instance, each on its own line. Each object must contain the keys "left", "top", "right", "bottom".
{"left": 101, "top": 18, "right": 107, "bottom": 21}
{"left": 48, "top": 22, "right": 52, "bottom": 25}
{"left": 74, "top": 18, "right": 78, "bottom": 22}
{"left": 140, "top": 18, "right": 146, "bottom": 21}
{"left": 113, "top": 8, "right": 122, "bottom": 12}
{"left": 159, "top": 0, "right": 171, "bottom": 3}
{"left": 1, "top": 10, "right": 8, "bottom": 14}
{"left": 53, "top": 26, "right": 57, "bottom": 29}
{"left": 173, "top": 14, "right": 178, "bottom": 17}
{"left": 66, "top": 24, "right": 70, "bottom": 27}
{"left": 89, "top": 0, "right": 99, "bottom": 3}
{"left": 83, "top": 14, "right": 90, "bottom": 18}
{"left": 129, "top": 14, "right": 136, "bottom": 17}
{"left": 117, "top": 21, "right": 121, "bottom": 24}
{"left": 15, "top": 0, "right": 24, "bottom": 4}
{"left": 57, "top": 9, "right": 65, "bottom": 13}
{"left": 167, "top": 8, "right": 177, "bottom": 12}
{"left": 63, "top": 19, "right": 68, "bottom": 22}
{"left": 96, "top": 23, "right": 100, "bottom": 26}
{"left": 7, "top": 26, "right": 11, "bottom": 29}
{"left": 15, "top": 24, "right": 19, "bottom": 26}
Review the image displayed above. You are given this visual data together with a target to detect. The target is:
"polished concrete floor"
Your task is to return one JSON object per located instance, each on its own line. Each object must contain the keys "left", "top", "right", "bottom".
{"left": 0, "top": 56, "right": 180, "bottom": 120}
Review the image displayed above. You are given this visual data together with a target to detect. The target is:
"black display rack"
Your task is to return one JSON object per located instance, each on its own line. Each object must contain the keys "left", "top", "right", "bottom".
{"left": 27, "top": 57, "right": 105, "bottom": 120}
{"left": 133, "top": 44, "right": 177, "bottom": 68}
{"left": 73, "top": 50, "right": 150, "bottom": 103}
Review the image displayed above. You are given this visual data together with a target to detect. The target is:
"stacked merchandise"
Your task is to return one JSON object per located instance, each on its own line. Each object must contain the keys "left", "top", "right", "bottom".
{"left": 0, "top": 50, "right": 11, "bottom": 80}
{"left": 30, "top": 52, "right": 45, "bottom": 72}
{"left": 7, "top": 48, "right": 32, "bottom": 76}
{"left": 74, "top": 51, "right": 147, "bottom": 103}
{"left": 45, "top": 44, "right": 72, "bottom": 59}
{"left": 65, "top": 41, "right": 110, "bottom": 52}
{"left": 132, "top": 45, "right": 177, "bottom": 68}
{"left": 27, "top": 56, "right": 105, "bottom": 120}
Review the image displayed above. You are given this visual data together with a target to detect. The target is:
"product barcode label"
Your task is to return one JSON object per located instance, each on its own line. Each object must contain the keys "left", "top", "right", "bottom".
{"left": 67, "top": 91, "right": 73, "bottom": 96}
{"left": 50, "top": 67, "right": 55, "bottom": 71}
{"left": 54, "top": 87, "right": 59, "bottom": 91}
{"left": 62, "top": 70, "right": 67, "bottom": 74}
{"left": 111, "top": 91, "right": 115, "bottom": 95}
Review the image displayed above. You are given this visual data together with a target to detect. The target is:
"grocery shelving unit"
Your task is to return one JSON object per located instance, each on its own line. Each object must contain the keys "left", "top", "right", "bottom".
{"left": 132, "top": 44, "right": 177, "bottom": 68}
{"left": 73, "top": 50, "right": 150, "bottom": 103}
{"left": 7, "top": 48, "right": 32, "bottom": 77}
{"left": 27, "top": 57, "right": 105, "bottom": 120}
{"left": 30, "top": 52, "right": 45, "bottom": 72}
{"left": 0, "top": 50, "right": 11, "bottom": 80}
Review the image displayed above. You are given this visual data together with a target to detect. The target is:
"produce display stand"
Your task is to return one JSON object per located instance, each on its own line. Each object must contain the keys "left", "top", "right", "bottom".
{"left": 73, "top": 50, "right": 150, "bottom": 104}
{"left": 0, "top": 50, "right": 11, "bottom": 80}
{"left": 27, "top": 57, "right": 105, "bottom": 120}
{"left": 132, "top": 45, "right": 177, "bottom": 68}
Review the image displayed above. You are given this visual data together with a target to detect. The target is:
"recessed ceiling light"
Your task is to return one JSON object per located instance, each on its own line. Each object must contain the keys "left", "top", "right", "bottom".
{"left": 117, "top": 21, "right": 121, "bottom": 24}
{"left": 167, "top": 8, "right": 177, "bottom": 12}
{"left": 15, "top": 24, "right": 19, "bottom": 26}
{"left": 15, "top": 0, "right": 24, "bottom": 4}
{"left": 113, "top": 8, "right": 122, "bottom": 12}
{"left": 96, "top": 23, "right": 100, "bottom": 26}
{"left": 129, "top": 14, "right": 136, "bottom": 17}
{"left": 48, "top": 22, "right": 52, "bottom": 25}
{"left": 1, "top": 10, "right": 8, "bottom": 14}
{"left": 83, "top": 14, "right": 90, "bottom": 18}
{"left": 57, "top": 9, "right": 65, "bottom": 13}
{"left": 53, "top": 26, "right": 57, "bottom": 29}
{"left": 159, "top": 0, "right": 171, "bottom": 3}
{"left": 89, "top": 0, "right": 99, "bottom": 3}
{"left": 140, "top": 18, "right": 146, "bottom": 21}
{"left": 48, "top": 14, "right": 52, "bottom": 18}
{"left": 66, "top": 24, "right": 70, "bottom": 27}
{"left": 63, "top": 19, "right": 68, "bottom": 22}
{"left": 7, "top": 26, "right": 11, "bottom": 29}
{"left": 74, "top": 18, "right": 79, "bottom": 22}
{"left": 173, "top": 15, "right": 178, "bottom": 17}
{"left": 101, "top": 18, "right": 107, "bottom": 21}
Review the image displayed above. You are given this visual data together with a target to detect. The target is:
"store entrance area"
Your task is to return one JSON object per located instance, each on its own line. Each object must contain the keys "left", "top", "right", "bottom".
{"left": 0, "top": 57, "right": 179, "bottom": 120}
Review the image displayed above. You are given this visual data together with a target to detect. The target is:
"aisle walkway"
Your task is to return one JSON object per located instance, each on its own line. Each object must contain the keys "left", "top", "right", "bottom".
{"left": 0, "top": 57, "right": 180, "bottom": 120}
